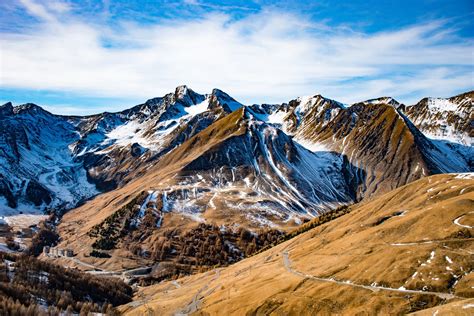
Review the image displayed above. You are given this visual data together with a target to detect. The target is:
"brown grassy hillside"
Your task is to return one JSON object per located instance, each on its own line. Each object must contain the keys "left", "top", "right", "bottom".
{"left": 120, "top": 173, "right": 474, "bottom": 315}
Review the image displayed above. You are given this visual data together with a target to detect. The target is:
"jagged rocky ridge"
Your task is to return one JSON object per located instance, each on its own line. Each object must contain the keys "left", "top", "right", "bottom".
{"left": 0, "top": 86, "right": 241, "bottom": 213}
{"left": 250, "top": 93, "right": 472, "bottom": 198}
{"left": 0, "top": 87, "right": 472, "bottom": 225}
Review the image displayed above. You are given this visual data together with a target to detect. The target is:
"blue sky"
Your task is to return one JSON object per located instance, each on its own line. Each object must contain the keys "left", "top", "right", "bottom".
{"left": 0, "top": 0, "right": 473, "bottom": 115}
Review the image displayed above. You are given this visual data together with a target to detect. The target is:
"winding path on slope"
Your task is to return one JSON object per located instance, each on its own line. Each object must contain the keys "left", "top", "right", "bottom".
{"left": 389, "top": 238, "right": 474, "bottom": 246}
{"left": 66, "top": 256, "right": 99, "bottom": 270}
{"left": 280, "top": 213, "right": 473, "bottom": 300}
{"left": 281, "top": 251, "right": 457, "bottom": 300}
{"left": 174, "top": 269, "right": 222, "bottom": 316}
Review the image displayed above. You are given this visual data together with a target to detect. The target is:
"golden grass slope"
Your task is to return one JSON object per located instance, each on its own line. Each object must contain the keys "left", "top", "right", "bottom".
{"left": 120, "top": 173, "right": 474, "bottom": 315}
{"left": 409, "top": 298, "right": 474, "bottom": 315}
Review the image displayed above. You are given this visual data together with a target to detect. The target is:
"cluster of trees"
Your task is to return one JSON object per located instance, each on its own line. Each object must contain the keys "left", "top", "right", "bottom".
{"left": 89, "top": 250, "right": 111, "bottom": 258}
{"left": 0, "top": 296, "right": 118, "bottom": 316}
{"left": 88, "top": 192, "right": 147, "bottom": 250}
{"left": 288, "top": 205, "right": 350, "bottom": 237}
{"left": 142, "top": 206, "right": 350, "bottom": 273}
{"left": 26, "top": 221, "right": 59, "bottom": 256}
{"left": 131, "top": 224, "right": 283, "bottom": 285}
{"left": 0, "top": 252, "right": 132, "bottom": 315}
{"left": 130, "top": 223, "right": 283, "bottom": 273}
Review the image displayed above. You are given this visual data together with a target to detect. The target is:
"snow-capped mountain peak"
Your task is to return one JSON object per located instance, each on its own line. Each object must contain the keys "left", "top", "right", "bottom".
{"left": 208, "top": 88, "right": 243, "bottom": 112}
{"left": 172, "top": 85, "right": 206, "bottom": 106}
{"left": 362, "top": 96, "right": 402, "bottom": 107}
{"left": 13, "top": 103, "right": 53, "bottom": 116}
{"left": 404, "top": 91, "right": 473, "bottom": 145}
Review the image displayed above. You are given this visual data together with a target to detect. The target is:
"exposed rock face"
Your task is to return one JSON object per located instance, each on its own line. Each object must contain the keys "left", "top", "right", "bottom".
{"left": 0, "top": 175, "right": 16, "bottom": 208}
{"left": 0, "top": 86, "right": 242, "bottom": 212}
{"left": 404, "top": 91, "right": 473, "bottom": 145}
{"left": 0, "top": 103, "right": 96, "bottom": 211}
{"left": 250, "top": 94, "right": 471, "bottom": 199}
{"left": 173, "top": 108, "right": 359, "bottom": 215}
{"left": 68, "top": 86, "right": 237, "bottom": 192}
{"left": 130, "top": 143, "right": 147, "bottom": 157}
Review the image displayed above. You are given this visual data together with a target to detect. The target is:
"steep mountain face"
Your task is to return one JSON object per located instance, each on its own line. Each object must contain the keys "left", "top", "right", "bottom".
{"left": 248, "top": 94, "right": 346, "bottom": 138}
{"left": 153, "top": 107, "right": 359, "bottom": 219}
{"left": 255, "top": 94, "right": 472, "bottom": 199}
{"left": 0, "top": 102, "right": 97, "bottom": 213}
{"left": 68, "top": 86, "right": 239, "bottom": 191}
{"left": 362, "top": 96, "right": 404, "bottom": 108}
{"left": 404, "top": 91, "right": 473, "bottom": 145}
{"left": 0, "top": 86, "right": 242, "bottom": 213}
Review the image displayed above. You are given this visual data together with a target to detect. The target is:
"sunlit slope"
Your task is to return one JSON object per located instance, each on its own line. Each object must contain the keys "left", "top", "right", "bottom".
{"left": 409, "top": 298, "right": 474, "bottom": 315}
{"left": 121, "top": 173, "right": 474, "bottom": 315}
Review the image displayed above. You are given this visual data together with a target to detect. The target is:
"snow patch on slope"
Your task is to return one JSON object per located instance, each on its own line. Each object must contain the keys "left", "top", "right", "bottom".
{"left": 104, "top": 120, "right": 158, "bottom": 150}
{"left": 454, "top": 173, "right": 474, "bottom": 180}
{"left": 184, "top": 99, "right": 209, "bottom": 116}
{"left": 426, "top": 98, "right": 458, "bottom": 112}
{"left": 293, "top": 138, "right": 330, "bottom": 153}
{"left": 267, "top": 110, "right": 287, "bottom": 125}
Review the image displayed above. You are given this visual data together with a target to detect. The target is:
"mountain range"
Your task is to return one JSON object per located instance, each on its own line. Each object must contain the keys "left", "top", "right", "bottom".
{"left": 1, "top": 87, "right": 472, "bottom": 218}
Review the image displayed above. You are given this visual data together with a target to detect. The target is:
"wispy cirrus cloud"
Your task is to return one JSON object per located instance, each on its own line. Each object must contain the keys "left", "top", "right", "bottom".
{"left": 17, "top": 0, "right": 57, "bottom": 21}
{"left": 0, "top": 0, "right": 472, "bottom": 114}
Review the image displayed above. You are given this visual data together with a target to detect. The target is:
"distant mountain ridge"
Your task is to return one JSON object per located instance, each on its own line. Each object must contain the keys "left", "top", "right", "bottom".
{"left": 404, "top": 90, "right": 473, "bottom": 145}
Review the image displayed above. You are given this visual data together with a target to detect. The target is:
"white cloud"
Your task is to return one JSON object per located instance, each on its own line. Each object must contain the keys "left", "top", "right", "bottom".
{"left": 183, "top": 0, "right": 200, "bottom": 5}
{"left": 46, "top": 1, "right": 71, "bottom": 14}
{"left": 17, "top": 0, "right": 57, "bottom": 22}
{"left": 41, "top": 103, "right": 119, "bottom": 116}
{"left": 1, "top": 0, "right": 473, "bottom": 110}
